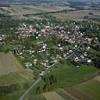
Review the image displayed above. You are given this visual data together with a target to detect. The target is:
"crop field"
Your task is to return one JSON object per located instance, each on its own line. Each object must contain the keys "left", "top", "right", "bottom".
{"left": 50, "top": 10, "right": 100, "bottom": 21}
{"left": 0, "top": 52, "right": 34, "bottom": 100}
{"left": 48, "top": 62, "right": 99, "bottom": 88}
{"left": 0, "top": 70, "right": 33, "bottom": 100}
{"left": 0, "top": 5, "right": 44, "bottom": 19}
{"left": 43, "top": 91, "right": 65, "bottom": 100}
{"left": 94, "top": 76, "right": 100, "bottom": 82}
{"left": 41, "top": 79, "right": 100, "bottom": 100}
{"left": 65, "top": 76, "right": 100, "bottom": 100}
{"left": 56, "top": 89, "right": 76, "bottom": 100}
{"left": 77, "top": 81, "right": 100, "bottom": 100}
{"left": 0, "top": 52, "right": 23, "bottom": 75}
{"left": 27, "top": 62, "right": 100, "bottom": 100}
{"left": 0, "top": 5, "right": 72, "bottom": 17}
{"left": 30, "top": 76, "right": 100, "bottom": 100}
{"left": 27, "top": 94, "right": 46, "bottom": 100}
{"left": 0, "top": 69, "right": 33, "bottom": 86}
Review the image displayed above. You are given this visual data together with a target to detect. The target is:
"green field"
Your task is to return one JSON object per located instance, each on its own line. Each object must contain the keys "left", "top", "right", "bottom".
{"left": 0, "top": 52, "right": 34, "bottom": 100}
{"left": 48, "top": 62, "right": 99, "bottom": 88}
{"left": 43, "top": 79, "right": 100, "bottom": 100}
{"left": 50, "top": 10, "right": 100, "bottom": 21}
{"left": 0, "top": 5, "right": 72, "bottom": 19}
{"left": 0, "top": 69, "right": 33, "bottom": 86}
{"left": 0, "top": 52, "right": 23, "bottom": 75}
{"left": 76, "top": 80, "right": 100, "bottom": 100}
{"left": 27, "top": 62, "right": 100, "bottom": 100}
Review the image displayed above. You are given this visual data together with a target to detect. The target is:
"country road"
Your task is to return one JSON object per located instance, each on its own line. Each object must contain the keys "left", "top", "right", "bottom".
{"left": 18, "top": 43, "right": 82, "bottom": 100}
{"left": 19, "top": 77, "right": 41, "bottom": 100}
{"left": 18, "top": 64, "right": 56, "bottom": 100}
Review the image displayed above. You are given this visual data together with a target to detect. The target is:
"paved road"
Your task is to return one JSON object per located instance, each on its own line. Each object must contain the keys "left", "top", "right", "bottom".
{"left": 18, "top": 44, "right": 82, "bottom": 100}
{"left": 19, "top": 77, "right": 41, "bottom": 100}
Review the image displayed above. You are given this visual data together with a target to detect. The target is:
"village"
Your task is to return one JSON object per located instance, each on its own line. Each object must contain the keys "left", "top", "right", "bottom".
{"left": 0, "top": 1, "right": 100, "bottom": 99}
{"left": 0, "top": 19, "right": 99, "bottom": 77}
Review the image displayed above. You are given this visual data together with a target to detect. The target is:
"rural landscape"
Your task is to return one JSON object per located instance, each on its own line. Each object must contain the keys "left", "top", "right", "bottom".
{"left": 0, "top": 0, "right": 100, "bottom": 100}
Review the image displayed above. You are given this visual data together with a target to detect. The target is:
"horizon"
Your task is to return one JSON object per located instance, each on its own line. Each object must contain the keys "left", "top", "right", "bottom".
{"left": 0, "top": 0, "right": 100, "bottom": 4}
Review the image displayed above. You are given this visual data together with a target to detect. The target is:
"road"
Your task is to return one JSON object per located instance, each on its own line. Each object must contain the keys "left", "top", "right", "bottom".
{"left": 18, "top": 64, "right": 56, "bottom": 100}
{"left": 19, "top": 77, "right": 41, "bottom": 100}
{"left": 18, "top": 43, "right": 82, "bottom": 100}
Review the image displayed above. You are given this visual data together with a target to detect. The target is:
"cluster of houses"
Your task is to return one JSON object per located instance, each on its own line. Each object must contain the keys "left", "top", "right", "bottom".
{"left": 0, "top": 20, "right": 99, "bottom": 76}
{"left": 0, "top": 34, "right": 6, "bottom": 41}
{"left": 16, "top": 23, "right": 36, "bottom": 38}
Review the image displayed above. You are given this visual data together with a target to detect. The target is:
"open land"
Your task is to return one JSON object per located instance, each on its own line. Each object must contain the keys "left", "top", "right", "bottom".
{"left": 50, "top": 10, "right": 100, "bottom": 21}
{"left": 0, "top": 52, "right": 23, "bottom": 75}
{"left": 0, "top": 52, "right": 34, "bottom": 100}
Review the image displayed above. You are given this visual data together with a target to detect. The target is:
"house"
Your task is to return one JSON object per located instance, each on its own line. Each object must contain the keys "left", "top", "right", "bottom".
{"left": 25, "top": 62, "right": 32, "bottom": 68}
{"left": 87, "top": 59, "right": 92, "bottom": 63}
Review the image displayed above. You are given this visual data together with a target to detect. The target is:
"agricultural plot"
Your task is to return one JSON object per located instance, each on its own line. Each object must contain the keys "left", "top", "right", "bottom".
{"left": 0, "top": 69, "right": 33, "bottom": 86}
{"left": 39, "top": 76, "right": 100, "bottom": 100}
{"left": 75, "top": 80, "right": 100, "bottom": 100}
{"left": 43, "top": 91, "right": 65, "bottom": 100}
{"left": 94, "top": 76, "right": 100, "bottom": 82}
{"left": 0, "top": 52, "right": 34, "bottom": 85}
{"left": 34, "top": 6, "right": 73, "bottom": 12}
{"left": 0, "top": 52, "right": 34, "bottom": 100}
{"left": 0, "top": 5, "right": 72, "bottom": 18}
{"left": 28, "top": 62, "right": 99, "bottom": 100}
{"left": 56, "top": 89, "right": 74, "bottom": 100}
{"left": 65, "top": 77, "right": 100, "bottom": 100}
{"left": 33, "top": 79, "right": 100, "bottom": 100}
{"left": 29, "top": 90, "right": 72, "bottom": 100}
{"left": 48, "top": 63, "right": 99, "bottom": 88}
{"left": 26, "top": 94, "right": 46, "bottom": 100}
{"left": 50, "top": 10, "right": 100, "bottom": 21}
{"left": 0, "top": 69, "right": 34, "bottom": 100}
{"left": 0, "top": 52, "right": 23, "bottom": 75}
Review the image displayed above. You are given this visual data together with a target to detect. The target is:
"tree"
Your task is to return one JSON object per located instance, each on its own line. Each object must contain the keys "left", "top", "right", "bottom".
{"left": 93, "top": 57, "right": 100, "bottom": 68}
